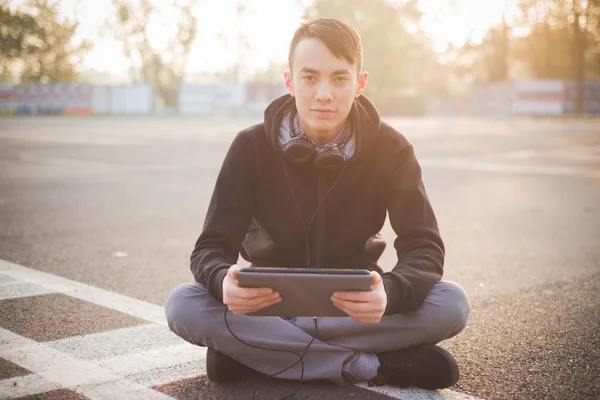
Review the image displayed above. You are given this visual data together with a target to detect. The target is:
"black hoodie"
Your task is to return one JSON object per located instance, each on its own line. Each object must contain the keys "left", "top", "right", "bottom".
{"left": 190, "top": 94, "right": 445, "bottom": 315}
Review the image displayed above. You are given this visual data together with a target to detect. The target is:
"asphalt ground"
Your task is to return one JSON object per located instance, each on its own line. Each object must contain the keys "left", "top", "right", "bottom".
{"left": 0, "top": 115, "right": 599, "bottom": 399}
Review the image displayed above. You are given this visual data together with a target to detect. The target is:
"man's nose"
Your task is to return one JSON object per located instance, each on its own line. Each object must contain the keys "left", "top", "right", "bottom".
{"left": 315, "top": 81, "right": 333, "bottom": 102}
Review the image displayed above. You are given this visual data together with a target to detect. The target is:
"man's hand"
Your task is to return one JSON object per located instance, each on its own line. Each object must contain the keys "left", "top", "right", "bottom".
{"left": 331, "top": 271, "right": 387, "bottom": 324}
{"left": 222, "top": 264, "right": 281, "bottom": 314}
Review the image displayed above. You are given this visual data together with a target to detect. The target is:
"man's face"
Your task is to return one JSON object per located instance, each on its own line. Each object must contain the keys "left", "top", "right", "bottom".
{"left": 284, "top": 38, "right": 368, "bottom": 145}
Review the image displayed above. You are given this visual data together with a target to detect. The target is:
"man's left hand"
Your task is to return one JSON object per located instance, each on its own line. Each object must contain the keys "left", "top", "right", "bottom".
{"left": 331, "top": 271, "right": 387, "bottom": 324}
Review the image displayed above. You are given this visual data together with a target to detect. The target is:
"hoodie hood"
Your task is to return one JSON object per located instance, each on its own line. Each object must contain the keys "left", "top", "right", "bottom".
{"left": 263, "top": 94, "right": 382, "bottom": 158}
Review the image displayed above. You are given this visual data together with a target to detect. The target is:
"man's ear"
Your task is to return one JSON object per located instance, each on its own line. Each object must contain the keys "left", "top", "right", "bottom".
{"left": 355, "top": 71, "right": 369, "bottom": 98}
{"left": 284, "top": 70, "right": 294, "bottom": 96}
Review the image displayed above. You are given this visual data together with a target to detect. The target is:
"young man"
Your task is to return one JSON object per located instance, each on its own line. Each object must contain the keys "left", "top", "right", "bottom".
{"left": 165, "top": 17, "right": 470, "bottom": 389}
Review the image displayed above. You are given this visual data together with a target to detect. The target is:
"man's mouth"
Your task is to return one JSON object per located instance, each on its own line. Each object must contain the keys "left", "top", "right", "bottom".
{"left": 311, "top": 108, "right": 335, "bottom": 117}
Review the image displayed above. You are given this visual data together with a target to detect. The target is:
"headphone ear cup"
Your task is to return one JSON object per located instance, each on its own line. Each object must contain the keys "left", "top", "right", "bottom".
{"left": 283, "top": 136, "right": 316, "bottom": 166}
{"left": 315, "top": 146, "right": 345, "bottom": 172}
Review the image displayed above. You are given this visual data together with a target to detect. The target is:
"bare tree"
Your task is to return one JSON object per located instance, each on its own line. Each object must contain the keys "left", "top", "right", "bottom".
{"left": 104, "top": 0, "right": 198, "bottom": 107}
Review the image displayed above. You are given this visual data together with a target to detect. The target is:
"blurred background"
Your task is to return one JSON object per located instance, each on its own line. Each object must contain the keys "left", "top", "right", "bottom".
{"left": 1, "top": 0, "right": 599, "bottom": 118}
{"left": 1, "top": 2, "right": 600, "bottom": 399}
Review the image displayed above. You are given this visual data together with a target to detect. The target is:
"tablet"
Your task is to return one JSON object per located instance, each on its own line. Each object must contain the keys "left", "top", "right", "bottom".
{"left": 237, "top": 267, "right": 372, "bottom": 317}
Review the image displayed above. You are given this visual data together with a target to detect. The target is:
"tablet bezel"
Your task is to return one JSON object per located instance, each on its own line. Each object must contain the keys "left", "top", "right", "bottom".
{"left": 237, "top": 267, "right": 372, "bottom": 317}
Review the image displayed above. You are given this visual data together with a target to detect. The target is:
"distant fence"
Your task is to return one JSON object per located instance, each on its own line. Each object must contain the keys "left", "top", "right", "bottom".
{"left": 2, "top": 80, "right": 598, "bottom": 117}
{"left": 92, "top": 84, "right": 153, "bottom": 115}
{"left": 0, "top": 83, "right": 154, "bottom": 116}
{"left": 178, "top": 83, "right": 287, "bottom": 117}
{"left": 428, "top": 79, "right": 600, "bottom": 117}
{"left": 0, "top": 82, "right": 287, "bottom": 117}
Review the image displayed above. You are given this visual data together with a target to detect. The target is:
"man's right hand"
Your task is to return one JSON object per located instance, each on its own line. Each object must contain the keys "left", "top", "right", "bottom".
{"left": 222, "top": 264, "right": 281, "bottom": 314}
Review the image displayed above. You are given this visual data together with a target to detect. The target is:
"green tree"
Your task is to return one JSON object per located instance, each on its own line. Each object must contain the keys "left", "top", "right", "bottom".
{"left": 1, "top": 0, "right": 90, "bottom": 83}
{"left": 104, "top": 0, "right": 198, "bottom": 107}
{"left": 514, "top": 0, "right": 600, "bottom": 114}
{"left": 304, "top": 0, "right": 433, "bottom": 104}
{"left": 0, "top": 4, "right": 39, "bottom": 81}
{"left": 21, "top": 0, "right": 90, "bottom": 83}
{"left": 512, "top": 22, "right": 573, "bottom": 79}
{"left": 587, "top": 0, "right": 600, "bottom": 79}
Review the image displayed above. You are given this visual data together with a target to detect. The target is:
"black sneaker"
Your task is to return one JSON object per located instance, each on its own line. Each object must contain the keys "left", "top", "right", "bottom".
{"left": 368, "top": 345, "right": 459, "bottom": 390}
{"left": 206, "top": 347, "right": 263, "bottom": 383}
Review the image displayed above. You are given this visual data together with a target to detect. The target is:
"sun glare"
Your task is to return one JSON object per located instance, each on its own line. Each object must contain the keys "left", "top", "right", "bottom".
{"left": 50, "top": 0, "right": 520, "bottom": 77}
{"left": 419, "top": 0, "right": 521, "bottom": 51}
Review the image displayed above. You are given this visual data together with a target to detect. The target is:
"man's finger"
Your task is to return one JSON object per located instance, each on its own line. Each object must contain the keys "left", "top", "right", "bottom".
{"left": 249, "top": 296, "right": 282, "bottom": 312}
{"left": 231, "top": 296, "right": 281, "bottom": 314}
{"left": 332, "top": 302, "right": 381, "bottom": 324}
{"left": 236, "top": 292, "right": 280, "bottom": 307}
{"left": 370, "top": 271, "right": 381, "bottom": 286}
{"left": 228, "top": 264, "right": 241, "bottom": 279}
{"left": 331, "top": 291, "right": 372, "bottom": 302}
{"left": 332, "top": 300, "right": 366, "bottom": 316}
{"left": 233, "top": 286, "right": 274, "bottom": 299}
{"left": 332, "top": 299, "right": 375, "bottom": 313}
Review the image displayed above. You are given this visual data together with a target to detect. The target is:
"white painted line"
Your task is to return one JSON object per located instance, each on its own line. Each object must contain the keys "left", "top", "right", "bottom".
{"left": 441, "top": 390, "right": 484, "bottom": 400}
{"left": 357, "top": 383, "right": 444, "bottom": 399}
{"left": 1, "top": 342, "right": 118, "bottom": 387}
{"left": 46, "top": 324, "right": 185, "bottom": 361}
{"left": 0, "top": 327, "right": 176, "bottom": 400}
{"left": 420, "top": 157, "right": 600, "bottom": 178}
{"left": 0, "top": 282, "right": 55, "bottom": 300}
{"left": 357, "top": 383, "right": 483, "bottom": 400}
{"left": 78, "top": 379, "right": 174, "bottom": 400}
{"left": 0, "top": 260, "right": 484, "bottom": 399}
{"left": 121, "top": 360, "right": 205, "bottom": 388}
{"left": 0, "top": 326, "right": 36, "bottom": 351}
{"left": 0, "top": 260, "right": 166, "bottom": 325}
{"left": 0, "top": 374, "right": 61, "bottom": 400}
{"left": 98, "top": 343, "right": 203, "bottom": 376}
{"left": 0, "top": 273, "right": 16, "bottom": 285}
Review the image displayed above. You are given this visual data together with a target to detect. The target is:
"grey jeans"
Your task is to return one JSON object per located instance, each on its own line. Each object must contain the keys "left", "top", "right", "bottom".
{"left": 165, "top": 280, "right": 470, "bottom": 385}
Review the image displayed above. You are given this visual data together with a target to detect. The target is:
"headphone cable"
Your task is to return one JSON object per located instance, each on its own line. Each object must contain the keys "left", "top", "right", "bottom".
{"left": 224, "top": 307, "right": 318, "bottom": 399}
{"left": 220, "top": 145, "right": 347, "bottom": 399}
{"left": 282, "top": 153, "right": 348, "bottom": 267}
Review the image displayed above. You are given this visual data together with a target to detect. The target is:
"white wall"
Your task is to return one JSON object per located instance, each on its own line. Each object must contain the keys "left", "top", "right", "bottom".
{"left": 93, "top": 84, "right": 153, "bottom": 115}
{"left": 92, "top": 86, "right": 111, "bottom": 114}
{"left": 512, "top": 80, "right": 565, "bottom": 116}
{"left": 179, "top": 84, "right": 246, "bottom": 116}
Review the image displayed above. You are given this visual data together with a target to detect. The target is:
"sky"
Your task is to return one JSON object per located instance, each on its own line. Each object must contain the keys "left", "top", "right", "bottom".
{"left": 50, "top": 0, "right": 520, "bottom": 77}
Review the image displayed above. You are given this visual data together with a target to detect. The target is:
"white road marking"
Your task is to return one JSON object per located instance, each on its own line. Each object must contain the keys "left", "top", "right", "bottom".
{"left": 0, "top": 273, "right": 16, "bottom": 285}
{"left": 0, "top": 260, "right": 166, "bottom": 324}
{"left": 0, "top": 259, "right": 484, "bottom": 399}
{"left": 46, "top": 324, "right": 184, "bottom": 361}
{"left": 441, "top": 391, "right": 484, "bottom": 400}
{"left": 98, "top": 343, "right": 203, "bottom": 376}
{"left": 121, "top": 360, "right": 205, "bottom": 388}
{"left": 0, "top": 374, "right": 61, "bottom": 400}
{"left": 0, "top": 282, "right": 55, "bottom": 300}
{"left": 0, "top": 326, "right": 36, "bottom": 351}
{"left": 0, "top": 327, "right": 175, "bottom": 400}
{"left": 0, "top": 331, "right": 118, "bottom": 387}
{"left": 357, "top": 383, "right": 482, "bottom": 399}
{"left": 77, "top": 379, "right": 175, "bottom": 400}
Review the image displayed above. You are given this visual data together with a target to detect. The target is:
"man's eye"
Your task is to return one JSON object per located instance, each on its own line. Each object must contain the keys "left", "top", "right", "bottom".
{"left": 303, "top": 76, "right": 315, "bottom": 83}
{"left": 335, "top": 77, "right": 348, "bottom": 83}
